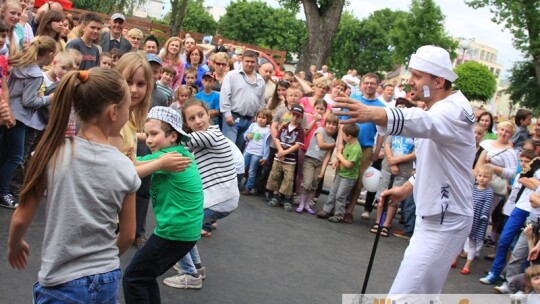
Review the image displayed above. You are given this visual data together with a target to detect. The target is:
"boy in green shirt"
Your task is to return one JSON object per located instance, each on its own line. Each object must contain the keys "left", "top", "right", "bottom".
{"left": 316, "top": 123, "right": 361, "bottom": 223}
{"left": 123, "top": 106, "right": 204, "bottom": 302}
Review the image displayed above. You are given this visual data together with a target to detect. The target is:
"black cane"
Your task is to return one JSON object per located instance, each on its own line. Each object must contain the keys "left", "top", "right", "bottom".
{"left": 361, "top": 174, "right": 396, "bottom": 294}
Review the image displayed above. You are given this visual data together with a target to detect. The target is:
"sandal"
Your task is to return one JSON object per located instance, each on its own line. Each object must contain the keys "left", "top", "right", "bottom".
{"left": 343, "top": 213, "right": 353, "bottom": 224}
{"left": 369, "top": 223, "right": 379, "bottom": 234}
{"left": 380, "top": 227, "right": 390, "bottom": 237}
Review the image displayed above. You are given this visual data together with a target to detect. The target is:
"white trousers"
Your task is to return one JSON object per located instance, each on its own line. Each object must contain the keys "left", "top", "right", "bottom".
{"left": 389, "top": 212, "right": 473, "bottom": 297}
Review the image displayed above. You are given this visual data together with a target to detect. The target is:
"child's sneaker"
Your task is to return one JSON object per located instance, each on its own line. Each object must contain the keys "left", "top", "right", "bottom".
{"left": 284, "top": 203, "right": 293, "bottom": 212}
{"left": 267, "top": 196, "right": 279, "bottom": 207}
{"left": 328, "top": 214, "right": 344, "bottom": 223}
{"left": 163, "top": 273, "right": 203, "bottom": 289}
{"left": 316, "top": 210, "right": 330, "bottom": 219}
{"left": 282, "top": 198, "right": 293, "bottom": 212}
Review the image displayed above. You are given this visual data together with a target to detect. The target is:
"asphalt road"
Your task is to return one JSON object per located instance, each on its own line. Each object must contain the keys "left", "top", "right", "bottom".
{"left": 0, "top": 187, "right": 500, "bottom": 303}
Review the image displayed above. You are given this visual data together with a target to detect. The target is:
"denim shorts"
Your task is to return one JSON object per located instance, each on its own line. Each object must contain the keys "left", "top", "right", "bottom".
{"left": 33, "top": 268, "right": 121, "bottom": 304}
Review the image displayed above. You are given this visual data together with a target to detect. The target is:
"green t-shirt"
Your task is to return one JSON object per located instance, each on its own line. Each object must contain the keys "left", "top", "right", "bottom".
{"left": 137, "top": 145, "right": 203, "bottom": 241}
{"left": 483, "top": 132, "right": 497, "bottom": 141}
{"left": 338, "top": 142, "right": 362, "bottom": 180}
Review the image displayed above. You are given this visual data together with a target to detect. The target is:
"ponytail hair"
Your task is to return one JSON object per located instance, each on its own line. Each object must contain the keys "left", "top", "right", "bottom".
{"left": 20, "top": 68, "right": 129, "bottom": 205}
{"left": 114, "top": 52, "right": 153, "bottom": 131}
{"left": 8, "top": 36, "right": 57, "bottom": 68}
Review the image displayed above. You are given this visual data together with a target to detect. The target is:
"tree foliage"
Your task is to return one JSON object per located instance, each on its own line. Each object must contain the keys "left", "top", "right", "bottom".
{"left": 218, "top": 1, "right": 306, "bottom": 55}
{"left": 73, "top": 0, "right": 146, "bottom": 14}
{"left": 278, "top": 0, "right": 345, "bottom": 73}
{"left": 164, "top": 0, "right": 217, "bottom": 35}
{"left": 506, "top": 60, "right": 540, "bottom": 112}
{"left": 453, "top": 61, "right": 497, "bottom": 102}
{"left": 390, "top": 0, "right": 458, "bottom": 65}
{"left": 466, "top": 0, "right": 540, "bottom": 90}
{"left": 330, "top": 9, "right": 407, "bottom": 75}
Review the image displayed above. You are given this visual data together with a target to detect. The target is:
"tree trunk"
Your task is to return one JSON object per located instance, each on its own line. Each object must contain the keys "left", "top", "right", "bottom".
{"left": 295, "top": 0, "right": 345, "bottom": 73}
{"left": 169, "top": 0, "right": 189, "bottom": 37}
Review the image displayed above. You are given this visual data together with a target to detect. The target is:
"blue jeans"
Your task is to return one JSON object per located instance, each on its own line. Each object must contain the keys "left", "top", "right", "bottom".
{"left": 403, "top": 193, "right": 416, "bottom": 235}
{"left": 489, "top": 207, "right": 529, "bottom": 277}
{"left": 0, "top": 122, "right": 25, "bottom": 194}
{"left": 182, "top": 209, "right": 232, "bottom": 273}
{"left": 180, "top": 245, "right": 202, "bottom": 275}
{"left": 33, "top": 269, "right": 121, "bottom": 304}
{"left": 123, "top": 234, "right": 196, "bottom": 304}
{"left": 222, "top": 113, "right": 252, "bottom": 151}
{"left": 244, "top": 152, "right": 262, "bottom": 190}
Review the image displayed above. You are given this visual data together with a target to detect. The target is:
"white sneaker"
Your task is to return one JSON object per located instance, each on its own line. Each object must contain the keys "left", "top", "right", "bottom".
{"left": 494, "top": 282, "right": 511, "bottom": 294}
{"left": 163, "top": 273, "right": 202, "bottom": 289}
{"left": 361, "top": 211, "right": 370, "bottom": 220}
{"left": 172, "top": 264, "right": 206, "bottom": 280}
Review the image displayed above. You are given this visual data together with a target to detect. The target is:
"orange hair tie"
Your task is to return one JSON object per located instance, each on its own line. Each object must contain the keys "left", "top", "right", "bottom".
{"left": 78, "top": 71, "right": 89, "bottom": 83}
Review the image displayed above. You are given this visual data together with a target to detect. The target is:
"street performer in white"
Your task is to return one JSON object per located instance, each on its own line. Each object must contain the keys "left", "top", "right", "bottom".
{"left": 334, "top": 45, "right": 475, "bottom": 297}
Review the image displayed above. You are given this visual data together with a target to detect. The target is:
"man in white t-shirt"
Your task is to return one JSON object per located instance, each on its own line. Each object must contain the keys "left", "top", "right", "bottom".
{"left": 378, "top": 84, "right": 395, "bottom": 108}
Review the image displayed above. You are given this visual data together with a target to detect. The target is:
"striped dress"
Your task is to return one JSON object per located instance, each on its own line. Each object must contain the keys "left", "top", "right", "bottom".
{"left": 469, "top": 186, "right": 495, "bottom": 240}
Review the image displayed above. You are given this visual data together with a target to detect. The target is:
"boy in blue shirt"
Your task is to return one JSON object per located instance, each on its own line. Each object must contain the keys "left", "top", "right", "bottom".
{"left": 194, "top": 72, "right": 220, "bottom": 125}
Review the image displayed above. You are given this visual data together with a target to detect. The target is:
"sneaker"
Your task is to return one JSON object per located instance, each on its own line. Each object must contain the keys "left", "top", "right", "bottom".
{"left": 196, "top": 267, "right": 206, "bottom": 280}
{"left": 494, "top": 282, "right": 511, "bottom": 294}
{"left": 133, "top": 236, "right": 147, "bottom": 249}
{"left": 241, "top": 188, "right": 251, "bottom": 195}
{"left": 211, "top": 222, "right": 218, "bottom": 230}
{"left": 361, "top": 211, "right": 370, "bottom": 220}
{"left": 392, "top": 230, "right": 412, "bottom": 240}
{"left": 284, "top": 203, "right": 293, "bottom": 212}
{"left": 267, "top": 196, "right": 279, "bottom": 207}
{"left": 328, "top": 215, "right": 344, "bottom": 223}
{"left": 163, "top": 273, "right": 202, "bottom": 289}
{"left": 0, "top": 194, "right": 18, "bottom": 209}
{"left": 249, "top": 188, "right": 257, "bottom": 195}
{"left": 172, "top": 264, "right": 206, "bottom": 280}
{"left": 479, "top": 272, "right": 498, "bottom": 285}
{"left": 316, "top": 210, "right": 330, "bottom": 219}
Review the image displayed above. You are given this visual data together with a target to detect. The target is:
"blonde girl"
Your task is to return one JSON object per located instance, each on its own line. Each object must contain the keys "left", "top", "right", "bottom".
{"left": 170, "top": 85, "right": 192, "bottom": 114}
{"left": 1, "top": 0, "right": 22, "bottom": 57}
{"left": 8, "top": 68, "right": 140, "bottom": 302}
{"left": 110, "top": 52, "right": 153, "bottom": 162}
{"left": 525, "top": 265, "right": 540, "bottom": 301}
{"left": 163, "top": 98, "right": 239, "bottom": 289}
{"left": 0, "top": 36, "right": 56, "bottom": 209}
{"left": 159, "top": 37, "right": 184, "bottom": 90}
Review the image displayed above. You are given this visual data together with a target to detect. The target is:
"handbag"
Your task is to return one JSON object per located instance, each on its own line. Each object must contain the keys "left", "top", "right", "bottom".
{"left": 489, "top": 173, "right": 507, "bottom": 195}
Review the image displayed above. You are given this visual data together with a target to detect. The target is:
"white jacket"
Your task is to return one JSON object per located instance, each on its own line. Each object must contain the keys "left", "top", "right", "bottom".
{"left": 377, "top": 91, "right": 475, "bottom": 217}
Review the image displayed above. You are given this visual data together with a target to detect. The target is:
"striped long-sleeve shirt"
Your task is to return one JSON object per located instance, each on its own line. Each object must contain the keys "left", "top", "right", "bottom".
{"left": 183, "top": 125, "right": 239, "bottom": 208}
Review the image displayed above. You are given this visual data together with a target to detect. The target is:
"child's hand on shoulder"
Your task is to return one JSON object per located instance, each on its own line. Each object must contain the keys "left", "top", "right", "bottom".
{"left": 159, "top": 152, "right": 191, "bottom": 172}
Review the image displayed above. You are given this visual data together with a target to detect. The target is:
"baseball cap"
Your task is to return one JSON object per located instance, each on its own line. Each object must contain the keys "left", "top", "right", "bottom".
{"left": 146, "top": 53, "right": 162, "bottom": 66}
{"left": 202, "top": 72, "right": 215, "bottom": 80}
{"left": 146, "top": 107, "right": 191, "bottom": 142}
{"left": 111, "top": 13, "right": 126, "bottom": 22}
{"left": 408, "top": 45, "right": 458, "bottom": 82}
{"left": 290, "top": 104, "right": 304, "bottom": 116}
